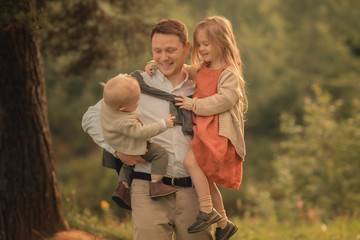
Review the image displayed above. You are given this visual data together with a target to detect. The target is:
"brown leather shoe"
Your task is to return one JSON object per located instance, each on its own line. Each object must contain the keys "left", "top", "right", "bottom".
{"left": 112, "top": 182, "right": 131, "bottom": 210}
{"left": 149, "top": 182, "right": 179, "bottom": 198}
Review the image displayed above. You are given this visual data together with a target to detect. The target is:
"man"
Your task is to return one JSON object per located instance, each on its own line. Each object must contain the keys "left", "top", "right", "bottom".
{"left": 82, "top": 19, "right": 213, "bottom": 240}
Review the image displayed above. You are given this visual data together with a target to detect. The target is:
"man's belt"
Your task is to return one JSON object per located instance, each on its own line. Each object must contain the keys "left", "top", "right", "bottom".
{"left": 133, "top": 172, "right": 193, "bottom": 188}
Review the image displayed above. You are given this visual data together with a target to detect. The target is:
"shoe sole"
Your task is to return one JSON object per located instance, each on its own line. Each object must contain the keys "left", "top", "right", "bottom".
{"left": 188, "top": 214, "right": 222, "bottom": 234}
{"left": 150, "top": 189, "right": 179, "bottom": 199}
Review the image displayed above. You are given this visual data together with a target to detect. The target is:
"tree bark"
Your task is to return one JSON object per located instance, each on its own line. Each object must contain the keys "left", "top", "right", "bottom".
{"left": 0, "top": 2, "right": 69, "bottom": 240}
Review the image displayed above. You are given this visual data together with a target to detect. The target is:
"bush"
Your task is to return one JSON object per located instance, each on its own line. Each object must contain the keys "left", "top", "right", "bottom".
{"left": 56, "top": 150, "right": 131, "bottom": 219}
{"left": 273, "top": 85, "right": 360, "bottom": 220}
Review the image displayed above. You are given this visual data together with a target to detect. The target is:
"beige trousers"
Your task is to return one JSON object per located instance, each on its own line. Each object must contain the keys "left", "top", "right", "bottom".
{"left": 131, "top": 179, "right": 213, "bottom": 240}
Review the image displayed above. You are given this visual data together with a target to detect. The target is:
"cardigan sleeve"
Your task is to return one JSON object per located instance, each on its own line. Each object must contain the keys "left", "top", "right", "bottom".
{"left": 118, "top": 117, "right": 167, "bottom": 140}
{"left": 183, "top": 68, "right": 241, "bottom": 116}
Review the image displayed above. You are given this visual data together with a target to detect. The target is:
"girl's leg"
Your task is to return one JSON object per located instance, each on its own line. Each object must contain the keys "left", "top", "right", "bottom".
{"left": 208, "top": 180, "right": 228, "bottom": 229}
{"left": 209, "top": 181, "right": 238, "bottom": 238}
{"left": 184, "top": 150, "right": 212, "bottom": 213}
{"left": 185, "top": 150, "right": 222, "bottom": 233}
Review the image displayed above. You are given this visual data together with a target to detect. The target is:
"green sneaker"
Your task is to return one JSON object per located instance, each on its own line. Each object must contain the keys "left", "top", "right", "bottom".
{"left": 188, "top": 209, "right": 222, "bottom": 233}
{"left": 215, "top": 220, "right": 238, "bottom": 240}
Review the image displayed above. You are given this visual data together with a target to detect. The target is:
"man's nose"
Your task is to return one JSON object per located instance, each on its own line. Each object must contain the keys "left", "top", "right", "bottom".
{"left": 160, "top": 52, "right": 169, "bottom": 61}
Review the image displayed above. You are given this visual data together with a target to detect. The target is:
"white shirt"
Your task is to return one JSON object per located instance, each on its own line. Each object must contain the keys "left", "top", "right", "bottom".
{"left": 82, "top": 70, "right": 194, "bottom": 178}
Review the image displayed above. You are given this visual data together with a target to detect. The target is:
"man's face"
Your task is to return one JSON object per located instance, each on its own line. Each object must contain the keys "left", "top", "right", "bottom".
{"left": 151, "top": 33, "right": 190, "bottom": 81}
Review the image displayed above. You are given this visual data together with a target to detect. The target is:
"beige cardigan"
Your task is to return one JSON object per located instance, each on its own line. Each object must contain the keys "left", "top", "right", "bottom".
{"left": 100, "top": 102, "right": 167, "bottom": 155}
{"left": 183, "top": 67, "right": 246, "bottom": 159}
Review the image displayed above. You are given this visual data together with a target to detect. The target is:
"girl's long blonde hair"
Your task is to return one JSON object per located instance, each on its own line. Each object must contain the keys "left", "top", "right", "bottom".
{"left": 191, "top": 16, "right": 247, "bottom": 113}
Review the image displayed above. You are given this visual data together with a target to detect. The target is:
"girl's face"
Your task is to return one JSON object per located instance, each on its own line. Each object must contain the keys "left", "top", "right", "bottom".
{"left": 195, "top": 29, "right": 223, "bottom": 68}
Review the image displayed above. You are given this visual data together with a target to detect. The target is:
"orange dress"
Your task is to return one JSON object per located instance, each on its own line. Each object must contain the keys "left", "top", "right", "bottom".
{"left": 190, "top": 65, "right": 243, "bottom": 189}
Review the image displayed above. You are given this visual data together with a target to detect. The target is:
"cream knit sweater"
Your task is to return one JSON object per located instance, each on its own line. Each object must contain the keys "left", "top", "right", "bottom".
{"left": 100, "top": 101, "right": 167, "bottom": 155}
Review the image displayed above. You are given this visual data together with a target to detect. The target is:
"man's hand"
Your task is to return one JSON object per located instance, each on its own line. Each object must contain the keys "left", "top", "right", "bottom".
{"left": 115, "top": 151, "right": 147, "bottom": 165}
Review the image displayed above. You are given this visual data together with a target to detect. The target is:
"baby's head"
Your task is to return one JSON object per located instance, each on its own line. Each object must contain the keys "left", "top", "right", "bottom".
{"left": 102, "top": 75, "right": 140, "bottom": 112}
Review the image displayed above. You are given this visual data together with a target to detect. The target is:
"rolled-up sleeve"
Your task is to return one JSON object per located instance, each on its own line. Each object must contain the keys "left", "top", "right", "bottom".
{"left": 81, "top": 99, "right": 116, "bottom": 155}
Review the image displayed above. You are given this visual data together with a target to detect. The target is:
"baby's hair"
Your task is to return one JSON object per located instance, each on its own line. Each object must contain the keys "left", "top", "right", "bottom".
{"left": 192, "top": 16, "right": 248, "bottom": 113}
{"left": 101, "top": 75, "right": 140, "bottom": 111}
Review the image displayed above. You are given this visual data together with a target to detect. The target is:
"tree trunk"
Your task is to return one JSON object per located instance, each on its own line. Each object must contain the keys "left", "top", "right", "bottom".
{"left": 0, "top": 2, "right": 69, "bottom": 240}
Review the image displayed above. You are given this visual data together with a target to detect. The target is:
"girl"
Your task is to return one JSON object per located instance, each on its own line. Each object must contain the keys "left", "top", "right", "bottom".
{"left": 174, "top": 16, "right": 247, "bottom": 240}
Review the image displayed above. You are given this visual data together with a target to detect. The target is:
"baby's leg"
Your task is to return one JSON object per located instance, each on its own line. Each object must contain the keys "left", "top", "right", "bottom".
{"left": 112, "top": 165, "right": 132, "bottom": 210}
{"left": 144, "top": 142, "right": 178, "bottom": 198}
{"left": 119, "top": 164, "right": 134, "bottom": 187}
{"left": 144, "top": 142, "right": 168, "bottom": 182}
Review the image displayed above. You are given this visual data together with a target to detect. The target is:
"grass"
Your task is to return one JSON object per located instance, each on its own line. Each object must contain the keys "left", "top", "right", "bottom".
{"left": 63, "top": 203, "right": 360, "bottom": 240}
{"left": 56, "top": 152, "right": 360, "bottom": 240}
{"left": 231, "top": 216, "right": 360, "bottom": 240}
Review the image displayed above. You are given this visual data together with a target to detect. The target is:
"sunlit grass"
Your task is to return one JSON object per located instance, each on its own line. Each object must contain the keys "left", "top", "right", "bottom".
{"left": 63, "top": 196, "right": 132, "bottom": 240}
{"left": 231, "top": 216, "right": 360, "bottom": 240}
{"left": 62, "top": 199, "right": 360, "bottom": 240}
{"left": 56, "top": 153, "right": 360, "bottom": 240}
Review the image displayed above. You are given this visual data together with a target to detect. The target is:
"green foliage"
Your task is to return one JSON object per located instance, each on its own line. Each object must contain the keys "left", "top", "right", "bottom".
{"left": 0, "top": 0, "right": 47, "bottom": 31}
{"left": 42, "top": 0, "right": 163, "bottom": 156}
{"left": 273, "top": 85, "right": 360, "bottom": 219}
{"left": 63, "top": 197, "right": 132, "bottom": 240}
{"left": 221, "top": 183, "right": 276, "bottom": 219}
{"left": 56, "top": 150, "right": 131, "bottom": 219}
{"left": 278, "top": 0, "right": 360, "bottom": 114}
{"left": 43, "top": 0, "right": 360, "bottom": 223}
{"left": 42, "top": 0, "right": 162, "bottom": 76}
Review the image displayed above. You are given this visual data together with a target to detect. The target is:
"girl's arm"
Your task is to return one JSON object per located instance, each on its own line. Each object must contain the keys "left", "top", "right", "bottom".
{"left": 175, "top": 69, "right": 241, "bottom": 116}
{"left": 184, "top": 64, "right": 198, "bottom": 81}
{"left": 144, "top": 60, "right": 157, "bottom": 76}
{"left": 145, "top": 60, "right": 199, "bottom": 80}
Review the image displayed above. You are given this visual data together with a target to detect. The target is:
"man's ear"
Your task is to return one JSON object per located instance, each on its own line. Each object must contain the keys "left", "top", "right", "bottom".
{"left": 185, "top": 41, "right": 191, "bottom": 54}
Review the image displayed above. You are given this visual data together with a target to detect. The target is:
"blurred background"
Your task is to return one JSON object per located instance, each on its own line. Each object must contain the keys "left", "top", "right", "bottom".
{"left": 41, "top": 0, "right": 360, "bottom": 238}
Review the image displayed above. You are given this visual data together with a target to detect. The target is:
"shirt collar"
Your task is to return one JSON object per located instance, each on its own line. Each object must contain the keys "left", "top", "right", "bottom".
{"left": 154, "top": 69, "right": 191, "bottom": 89}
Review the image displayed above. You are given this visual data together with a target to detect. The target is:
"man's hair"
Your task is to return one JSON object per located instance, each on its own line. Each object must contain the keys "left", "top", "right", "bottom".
{"left": 150, "top": 19, "right": 188, "bottom": 46}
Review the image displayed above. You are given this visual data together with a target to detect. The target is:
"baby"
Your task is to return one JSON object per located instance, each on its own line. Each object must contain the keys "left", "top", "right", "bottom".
{"left": 100, "top": 75, "right": 177, "bottom": 210}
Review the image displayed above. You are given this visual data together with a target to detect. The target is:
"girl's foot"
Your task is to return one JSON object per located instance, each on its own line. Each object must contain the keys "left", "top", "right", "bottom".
{"left": 188, "top": 208, "right": 221, "bottom": 233}
{"left": 215, "top": 220, "right": 238, "bottom": 240}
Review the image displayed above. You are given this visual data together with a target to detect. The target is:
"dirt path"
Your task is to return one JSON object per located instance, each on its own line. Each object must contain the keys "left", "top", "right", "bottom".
{"left": 48, "top": 229, "right": 109, "bottom": 240}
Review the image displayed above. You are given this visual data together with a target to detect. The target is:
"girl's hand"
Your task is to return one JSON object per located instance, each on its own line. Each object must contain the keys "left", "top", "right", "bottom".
{"left": 174, "top": 94, "right": 187, "bottom": 109}
{"left": 145, "top": 60, "right": 157, "bottom": 76}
